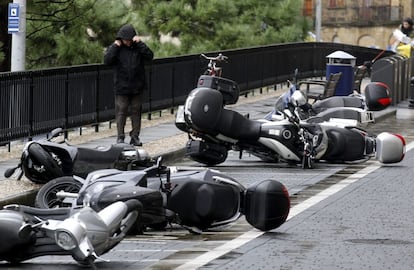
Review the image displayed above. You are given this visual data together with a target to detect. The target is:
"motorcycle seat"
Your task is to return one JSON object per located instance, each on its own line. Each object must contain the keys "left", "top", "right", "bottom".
{"left": 185, "top": 87, "right": 261, "bottom": 140}
{"left": 76, "top": 144, "right": 132, "bottom": 163}
{"left": 307, "top": 107, "right": 364, "bottom": 124}
{"left": 167, "top": 180, "right": 240, "bottom": 229}
{"left": 324, "top": 127, "right": 365, "bottom": 160}
{"left": 312, "top": 96, "right": 364, "bottom": 114}
{"left": 217, "top": 108, "right": 261, "bottom": 140}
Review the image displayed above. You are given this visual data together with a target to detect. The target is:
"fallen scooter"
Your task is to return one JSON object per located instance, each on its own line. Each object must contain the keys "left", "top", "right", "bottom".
{"left": 175, "top": 54, "right": 406, "bottom": 167}
{"left": 267, "top": 69, "right": 392, "bottom": 125}
{"left": 35, "top": 158, "right": 291, "bottom": 234}
{"left": 0, "top": 199, "right": 140, "bottom": 269}
{"left": 4, "top": 128, "right": 152, "bottom": 184}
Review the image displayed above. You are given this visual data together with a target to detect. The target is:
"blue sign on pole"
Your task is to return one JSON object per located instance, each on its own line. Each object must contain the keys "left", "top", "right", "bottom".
{"left": 8, "top": 3, "right": 20, "bottom": 33}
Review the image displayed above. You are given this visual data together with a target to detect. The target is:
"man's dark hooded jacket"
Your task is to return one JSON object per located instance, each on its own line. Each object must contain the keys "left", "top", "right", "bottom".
{"left": 104, "top": 24, "right": 154, "bottom": 95}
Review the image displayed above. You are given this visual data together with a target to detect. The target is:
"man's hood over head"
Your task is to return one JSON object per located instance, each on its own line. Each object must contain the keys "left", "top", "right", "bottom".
{"left": 116, "top": 24, "right": 137, "bottom": 40}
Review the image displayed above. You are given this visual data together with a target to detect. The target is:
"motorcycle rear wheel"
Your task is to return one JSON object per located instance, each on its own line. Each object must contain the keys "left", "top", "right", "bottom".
{"left": 35, "top": 176, "right": 82, "bottom": 208}
{"left": 25, "top": 143, "right": 64, "bottom": 184}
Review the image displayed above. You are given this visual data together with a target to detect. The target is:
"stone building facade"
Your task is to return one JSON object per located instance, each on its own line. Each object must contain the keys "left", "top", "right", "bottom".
{"left": 305, "top": 0, "right": 414, "bottom": 49}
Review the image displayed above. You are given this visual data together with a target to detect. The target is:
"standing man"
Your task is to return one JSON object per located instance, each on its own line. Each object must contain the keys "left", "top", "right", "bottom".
{"left": 104, "top": 24, "right": 154, "bottom": 146}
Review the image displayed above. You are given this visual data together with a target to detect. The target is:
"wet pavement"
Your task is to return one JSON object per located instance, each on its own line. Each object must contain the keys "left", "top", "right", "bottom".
{"left": 1, "top": 83, "right": 414, "bottom": 269}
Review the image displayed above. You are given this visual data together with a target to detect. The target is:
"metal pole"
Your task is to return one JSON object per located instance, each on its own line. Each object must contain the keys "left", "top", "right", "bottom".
{"left": 11, "top": 0, "right": 26, "bottom": 71}
{"left": 315, "top": 0, "right": 322, "bottom": 42}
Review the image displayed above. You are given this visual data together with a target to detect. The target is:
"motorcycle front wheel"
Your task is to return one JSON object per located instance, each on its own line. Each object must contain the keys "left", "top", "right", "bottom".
{"left": 35, "top": 176, "right": 82, "bottom": 208}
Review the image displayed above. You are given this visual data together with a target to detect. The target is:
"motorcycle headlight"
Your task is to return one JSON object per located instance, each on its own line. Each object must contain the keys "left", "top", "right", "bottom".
{"left": 290, "top": 90, "right": 307, "bottom": 107}
{"left": 122, "top": 150, "right": 139, "bottom": 158}
{"left": 54, "top": 218, "right": 85, "bottom": 251}
{"left": 55, "top": 230, "right": 77, "bottom": 250}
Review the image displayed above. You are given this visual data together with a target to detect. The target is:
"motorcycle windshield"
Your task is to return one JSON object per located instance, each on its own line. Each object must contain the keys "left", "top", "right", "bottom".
{"left": 88, "top": 181, "right": 125, "bottom": 195}
{"left": 264, "top": 86, "right": 295, "bottom": 121}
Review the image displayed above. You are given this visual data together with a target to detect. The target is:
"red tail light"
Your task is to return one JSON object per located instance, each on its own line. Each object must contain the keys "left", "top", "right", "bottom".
{"left": 377, "top": 97, "right": 391, "bottom": 106}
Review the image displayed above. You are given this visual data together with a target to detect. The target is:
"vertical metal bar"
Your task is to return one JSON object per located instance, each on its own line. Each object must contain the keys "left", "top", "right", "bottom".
{"left": 64, "top": 68, "right": 69, "bottom": 139}
{"left": 147, "top": 65, "right": 152, "bottom": 120}
{"left": 95, "top": 65, "right": 100, "bottom": 132}
{"left": 170, "top": 59, "right": 176, "bottom": 115}
{"left": 28, "top": 71, "right": 33, "bottom": 140}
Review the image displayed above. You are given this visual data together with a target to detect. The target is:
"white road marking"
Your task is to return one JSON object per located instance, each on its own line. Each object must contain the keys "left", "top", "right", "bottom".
{"left": 175, "top": 141, "right": 414, "bottom": 270}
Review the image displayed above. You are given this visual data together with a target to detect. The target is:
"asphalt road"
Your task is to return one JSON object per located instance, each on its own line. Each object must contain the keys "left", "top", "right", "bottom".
{"left": 3, "top": 111, "right": 414, "bottom": 270}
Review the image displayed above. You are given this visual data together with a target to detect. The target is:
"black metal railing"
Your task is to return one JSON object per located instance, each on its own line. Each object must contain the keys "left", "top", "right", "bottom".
{"left": 0, "top": 42, "right": 395, "bottom": 146}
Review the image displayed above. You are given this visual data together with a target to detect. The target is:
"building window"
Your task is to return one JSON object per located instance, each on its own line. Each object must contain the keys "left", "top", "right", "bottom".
{"left": 328, "top": 0, "right": 346, "bottom": 9}
{"left": 303, "top": 0, "right": 313, "bottom": 17}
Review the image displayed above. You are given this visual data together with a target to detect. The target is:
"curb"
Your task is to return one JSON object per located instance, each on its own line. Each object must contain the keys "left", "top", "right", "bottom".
{"left": 372, "top": 107, "right": 397, "bottom": 122}
{"left": 0, "top": 189, "right": 39, "bottom": 208}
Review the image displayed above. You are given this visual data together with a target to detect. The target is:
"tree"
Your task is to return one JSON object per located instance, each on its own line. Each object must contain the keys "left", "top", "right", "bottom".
{"left": 131, "top": 0, "right": 310, "bottom": 57}
{"left": 2, "top": 0, "right": 309, "bottom": 70}
{"left": 25, "top": 0, "right": 130, "bottom": 69}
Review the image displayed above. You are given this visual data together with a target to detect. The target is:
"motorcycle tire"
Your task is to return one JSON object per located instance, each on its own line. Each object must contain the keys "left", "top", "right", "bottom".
{"left": 35, "top": 176, "right": 82, "bottom": 209}
{"left": 301, "top": 155, "right": 313, "bottom": 169}
{"left": 25, "top": 143, "right": 64, "bottom": 184}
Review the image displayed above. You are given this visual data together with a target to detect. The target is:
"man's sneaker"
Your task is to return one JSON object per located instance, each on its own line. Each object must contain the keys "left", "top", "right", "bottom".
{"left": 130, "top": 136, "right": 142, "bottom": 146}
{"left": 116, "top": 136, "right": 125, "bottom": 144}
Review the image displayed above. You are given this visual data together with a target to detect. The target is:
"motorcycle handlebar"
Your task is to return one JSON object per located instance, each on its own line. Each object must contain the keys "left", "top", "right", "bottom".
{"left": 56, "top": 191, "right": 78, "bottom": 199}
{"left": 200, "top": 53, "right": 228, "bottom": 62}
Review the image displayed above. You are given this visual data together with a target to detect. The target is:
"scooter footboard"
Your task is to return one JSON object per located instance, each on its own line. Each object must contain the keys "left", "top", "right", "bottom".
{"left": 375, "top": 132, "right": 406, "bottom": 163}
{"left": 243, "top": 180, "right": 290, "bottom": 231}
{"left": 167, "top": 179, "right": 240, "bottom": 230}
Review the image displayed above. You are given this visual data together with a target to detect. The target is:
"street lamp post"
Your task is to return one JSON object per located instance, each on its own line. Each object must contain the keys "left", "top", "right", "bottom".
{"left": 315, "top": 0, "right": 321, "bottom": 42}
{"left": 10, "top": 0, "right": 26, "bottom": 71}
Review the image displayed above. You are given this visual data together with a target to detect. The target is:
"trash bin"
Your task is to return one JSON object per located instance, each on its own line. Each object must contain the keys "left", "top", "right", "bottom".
{"left": 326, "top": 50, "right": 356, "bottom": 96}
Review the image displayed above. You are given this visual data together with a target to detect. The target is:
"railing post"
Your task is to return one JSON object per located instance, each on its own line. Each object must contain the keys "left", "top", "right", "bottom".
{"left": 147, "top": 65, "right": 153, "bottom": 120}
{"left": 170, "top": 58, "right": 176, "bottom": 115}
{"left": 28, "top": 71, "right": 34, "bottom": 141}
{"left": 95, "top": 65, "right": 100, "bottom": 132}
{"left": 64, "top": 68, "right": 69, "bottom": 139}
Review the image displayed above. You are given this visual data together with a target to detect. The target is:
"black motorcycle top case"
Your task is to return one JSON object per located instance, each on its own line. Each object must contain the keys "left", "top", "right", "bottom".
{"left": 244, "top": 179, "right": 290, "bottom": 231}
{"left": 197, "top": 75, "right": 240, "bottom": 105}
{"left": 364, "top": 82, "right": 391, "bottom": 111}
{"left": 185, "top": 88, "right": 224, "bottom": 134}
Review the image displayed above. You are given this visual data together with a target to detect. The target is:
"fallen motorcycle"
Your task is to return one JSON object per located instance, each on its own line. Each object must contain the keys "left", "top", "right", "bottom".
{"left": 4, "top": 128, "right": 152, "bottom": 184}
{"left": 267, "top": 68, "right": 391, "bottom": 125}
{"left": 0, "top": 199, "right": 140, "bottom": 269}
{"left": 175, "top": 54, "right": 406, "bottom": 168}
{"left": 34, "top": 158, "right": 291, "bottom": 234}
